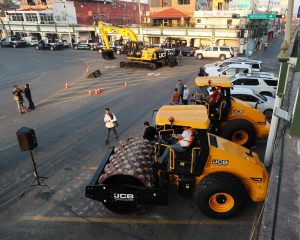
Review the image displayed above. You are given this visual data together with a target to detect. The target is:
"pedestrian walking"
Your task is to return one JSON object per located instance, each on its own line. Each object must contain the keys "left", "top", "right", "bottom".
{"left": 170, "top": 88, "right": 180, "bottom": 104}
{"left": 182, "top": 85, "right": 190, "bottom": 105}
{"left": 177, "top": 51, "right": 183, "bottom": 64}
{"left": 143, "top": 121, "right": 157, "bottom": 141}
{"left": 175, "top": 79, "right": 184, "bottom": 103}
{"left": 12, "top": 85, "right": 26, "bottom": 115}
{"left": 104, "top": 108, "right": 119, "bottom": 145}
{"left": 23, "top": 84, "right": 35, "bottom": 110}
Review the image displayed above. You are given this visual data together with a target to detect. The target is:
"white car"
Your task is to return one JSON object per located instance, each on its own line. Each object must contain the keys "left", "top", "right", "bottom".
{"left": 231, "top": 88, "right": 274, "bottom": 121}
{"left": 204, "top": 63, "right": 252, "bottom": 77}
{"left": 22, "top": 36, "right": 39, "bottom": 46}
{"left": 204, "top": 59, "right": 262, "bottom": 72}
{"left": 195, "top": 46, "right": 234, "bottom": 60}
{"left": 230, "top": 73, "right": 278, "bottom": 97}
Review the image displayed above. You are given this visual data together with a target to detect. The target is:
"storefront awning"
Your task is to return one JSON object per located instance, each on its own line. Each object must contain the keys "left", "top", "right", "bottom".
{"left": 150, "top": 8, "right": 191, "bottom": 19}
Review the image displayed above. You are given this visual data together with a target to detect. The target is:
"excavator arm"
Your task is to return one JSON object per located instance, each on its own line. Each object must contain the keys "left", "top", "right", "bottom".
{"left": 98, "top": 21, "right": 139, "bottom": 60}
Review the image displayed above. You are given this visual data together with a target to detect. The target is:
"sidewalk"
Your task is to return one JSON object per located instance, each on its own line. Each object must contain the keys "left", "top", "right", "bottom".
{"left": 258, "top": 56, "right": 300, "bottom": 239}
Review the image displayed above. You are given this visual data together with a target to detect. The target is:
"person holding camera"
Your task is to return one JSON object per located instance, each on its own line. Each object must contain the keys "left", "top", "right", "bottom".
{"left": 104, "top": 108, "right": 119, "bottom": 145}
{"left": 12, "top": 85, "right": 25, "bottom": 115}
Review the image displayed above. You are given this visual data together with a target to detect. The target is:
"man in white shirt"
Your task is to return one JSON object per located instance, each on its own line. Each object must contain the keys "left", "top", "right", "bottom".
{"left": 182, "top": 85, "right": 190, "bottom": 105}
{"left": 104, "top": 108, "right": 118, "bottom": 145}
{"left": 158, "top": 126, "right": 195, "bottom": 167}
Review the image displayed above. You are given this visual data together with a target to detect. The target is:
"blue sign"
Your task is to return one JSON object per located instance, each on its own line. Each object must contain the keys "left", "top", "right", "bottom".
{"left": 298, "top": 6, "right": 300, "bottom": 18}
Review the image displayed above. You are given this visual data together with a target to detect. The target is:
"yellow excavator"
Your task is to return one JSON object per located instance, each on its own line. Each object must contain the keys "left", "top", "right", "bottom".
{"left": 98, "top": 22, "right": 177, "bottom": 70}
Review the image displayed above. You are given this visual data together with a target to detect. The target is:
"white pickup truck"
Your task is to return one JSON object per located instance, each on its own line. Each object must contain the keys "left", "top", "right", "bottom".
{"left": 204, "top": 63, "right": 252, "bottom": 77}
{"left": 194, "top": 46, "right": 234, "bottom": 60}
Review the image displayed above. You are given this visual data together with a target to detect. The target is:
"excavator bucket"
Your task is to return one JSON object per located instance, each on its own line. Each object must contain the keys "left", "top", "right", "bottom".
{"left": 102, "top": 50, "right": 115, "bottom": 60}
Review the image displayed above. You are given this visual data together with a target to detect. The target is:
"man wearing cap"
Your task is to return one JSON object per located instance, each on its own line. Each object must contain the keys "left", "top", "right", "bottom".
{"left": 182, "top": 85, "right": 190, "bottom": 105}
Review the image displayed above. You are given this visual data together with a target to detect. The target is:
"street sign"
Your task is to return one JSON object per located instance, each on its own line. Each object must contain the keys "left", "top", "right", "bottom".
{"left": 247, "top": 13, "right": 276, "bottom": 20}
{"left": 297, "top": 6, "right": 300, "bottom": 18}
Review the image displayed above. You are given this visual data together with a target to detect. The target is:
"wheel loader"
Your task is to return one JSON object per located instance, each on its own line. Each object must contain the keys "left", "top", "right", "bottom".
{"left": 85, "top": 105, "right": 268, "bottom": 219}
{"left": 192, "top": 76, "right": 270, "bottom": 148}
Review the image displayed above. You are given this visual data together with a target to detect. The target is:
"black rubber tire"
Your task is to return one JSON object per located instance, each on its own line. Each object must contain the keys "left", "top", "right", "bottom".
{"left": 259, "top": 91, "right": 273, "bottom": 97}
{"left": 197, "top": 54, "right": 203, "bottom": 60}
{"left": 220, "top": 119, "right": 256, "bottom": 148}
{"left": 194, "top": 172, "right": 247, "bottom": 219}
{"left": 120, "top": 62, "right": 126, "bottom": 68}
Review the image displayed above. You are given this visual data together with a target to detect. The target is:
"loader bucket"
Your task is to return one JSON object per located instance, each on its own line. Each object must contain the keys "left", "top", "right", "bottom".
{"left": 102, "top": 50, "right": 115, "bottom": 60}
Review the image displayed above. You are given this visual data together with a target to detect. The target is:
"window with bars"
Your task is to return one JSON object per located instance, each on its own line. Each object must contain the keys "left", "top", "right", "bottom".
{"left": 39, "top": 13, "right": 55, "bottom": 24}
{"left": 8, "top": 13, "right": 24, "bottom": 21}
{"left": 25, "top": 13, "right": 38, "bottom": 22}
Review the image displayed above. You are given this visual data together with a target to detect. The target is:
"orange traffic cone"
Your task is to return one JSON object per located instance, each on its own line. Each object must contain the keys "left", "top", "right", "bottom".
{"left": 65, "top": 83, "right": 69, "bottom": 89}
{"left": 124, "top": 82, "right": 128, "bottom": 88}
{"left": 88, "top": 90, "right": 93, "bottom": 96}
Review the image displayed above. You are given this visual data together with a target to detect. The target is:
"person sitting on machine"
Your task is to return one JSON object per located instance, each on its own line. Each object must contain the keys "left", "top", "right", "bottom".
{"left": 158, "top": 126, "right": 195, "bottom": 168}
{"left": 207, "top": 87, "right": 222, "bottom": 117}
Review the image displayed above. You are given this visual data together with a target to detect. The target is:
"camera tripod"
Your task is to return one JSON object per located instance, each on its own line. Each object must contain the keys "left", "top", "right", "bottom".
{"left": 21, "top": 150, "right": 54, "bottom": 196}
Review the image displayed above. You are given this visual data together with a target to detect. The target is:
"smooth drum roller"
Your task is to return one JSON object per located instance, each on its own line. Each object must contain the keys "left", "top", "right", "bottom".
{"left": 98, "top": 137, "right": 155, "bottom": 214}
{"left": 102, "top": 49, "right": 115, "bottom": 60}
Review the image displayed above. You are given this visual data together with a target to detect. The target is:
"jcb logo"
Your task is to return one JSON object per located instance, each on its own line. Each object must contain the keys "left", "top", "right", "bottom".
{"left": 113, "top": 193, "right": 135, "bottom": 202}
{"left": 158, "top": 52, "right": 166, "bottom": 58}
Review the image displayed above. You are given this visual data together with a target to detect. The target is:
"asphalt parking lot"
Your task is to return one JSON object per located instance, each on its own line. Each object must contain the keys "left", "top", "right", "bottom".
{"left": 0, "top": 43, "right": 281, "bottom": 240}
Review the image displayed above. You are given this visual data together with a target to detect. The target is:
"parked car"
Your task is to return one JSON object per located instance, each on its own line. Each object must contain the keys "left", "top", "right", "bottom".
{"left": 0, "top": 36, "right": 27, "bottom": 48}
{"left": 194, "top": 46, "right": 234, "bottom": 60}
{"left": 204, "top": 58, "right": 262, "bottom": 72}
{"left": 231, "top": 88, "right": 274, "bottom": 121}
{"left": 22, "top": 36, "right": 39, "bottom": 46}
{"left": 35, "top": 39, "right": 64, "bottom": 51}
{"left": 97, "top": 42, "right": 125, "bottom": 54}
{"left": 230, "top": 73, "right": 278, "bottom": 97}
{"left": 73, "top": 40, "right": 99, "bottom": 51}
{"left": 62, "top": 40, "right": 70, "bottom": 48}
{"left": 203, "top": 63, "right": 252, "bottom": 77}
{"left": 175, "top": 46, "right": 198, "bottom": 57}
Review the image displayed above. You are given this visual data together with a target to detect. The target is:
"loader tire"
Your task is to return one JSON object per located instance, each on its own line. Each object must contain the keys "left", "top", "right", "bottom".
{"left": 194, "top": 172, "right": 247, "bottom": 219}
{"left": 220, "top": 119, "right": 255, "bottom": 148}
{"left": 99, "top": 137, "right": 155, "bottom": 214}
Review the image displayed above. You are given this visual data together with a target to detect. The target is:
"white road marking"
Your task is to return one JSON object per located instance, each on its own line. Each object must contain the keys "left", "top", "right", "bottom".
{"left": 0, "top": 116, "right": 7, "bottom": 120}
{"left": 28, "top": 71, "right": 47, "bottom": 85}
{"left": 0, "top": 143, "right": 17, "bottom": 151}
{"left": 30, "top": 58, "right": 43, "bottom": 64}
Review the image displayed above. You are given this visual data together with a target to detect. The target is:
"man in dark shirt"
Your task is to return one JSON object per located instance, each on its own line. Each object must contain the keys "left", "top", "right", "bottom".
{"left": 23, "top": 84, "right": 35, "bottom": 110}
{"left": 143, "top": 121, "right": 157, "bottom": 141}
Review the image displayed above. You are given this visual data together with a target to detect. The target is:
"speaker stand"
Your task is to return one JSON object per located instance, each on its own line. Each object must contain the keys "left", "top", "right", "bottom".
{"left": 21, "top": 150, "right": 54, "bottom": 196}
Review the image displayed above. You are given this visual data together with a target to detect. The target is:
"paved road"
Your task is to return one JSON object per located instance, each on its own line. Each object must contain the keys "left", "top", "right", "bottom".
{"left": 0, "top": 36, "right": 282, "bottom": 240}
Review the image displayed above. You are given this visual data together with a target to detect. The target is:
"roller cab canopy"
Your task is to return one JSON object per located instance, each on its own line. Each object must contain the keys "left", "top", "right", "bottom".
{"left": 195, "top": 76, "right": 233, "bottom": 88}
{"left": 156, "top": 105, "right": 210, "bottom": 129}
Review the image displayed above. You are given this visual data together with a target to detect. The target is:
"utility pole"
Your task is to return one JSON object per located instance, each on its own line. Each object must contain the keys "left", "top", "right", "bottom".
{"left": 284, "top": 0, "right": 294, "bottom": 43}
{"left": 263, "top": 0, "right": 294, "bottom": 166}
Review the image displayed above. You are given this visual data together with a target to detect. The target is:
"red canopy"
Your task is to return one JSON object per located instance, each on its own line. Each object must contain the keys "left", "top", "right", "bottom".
{"left": 150, "top": 8, "right": 191, "bottom": 19}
